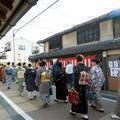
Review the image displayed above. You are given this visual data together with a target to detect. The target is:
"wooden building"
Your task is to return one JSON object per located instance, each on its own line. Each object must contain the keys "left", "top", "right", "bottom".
{"left": 30, "top": 9, "right": 120, "bottom": 91}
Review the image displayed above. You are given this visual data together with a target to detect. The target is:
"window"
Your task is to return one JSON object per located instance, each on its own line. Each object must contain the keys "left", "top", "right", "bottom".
{"left": 49, "top": 36, "right": 62, "bottom": 51}
{"left": 4, "top": 42, "right": 11, "bottom": 52}
{"left": 19, "top": 45, "right": 25, "bottom": 50}
{"left": 113, "top": 18, "right": 120, "bottom": 38}
{"left": 77, "top": 23, "right": 100, "bottom": 44}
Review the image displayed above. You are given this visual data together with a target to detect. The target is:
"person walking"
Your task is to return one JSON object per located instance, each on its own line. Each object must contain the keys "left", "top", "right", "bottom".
{"left": 5, "top": 62, "right": 13, "bottom": 89}
{"left": 66, "top": 61, "right": 74, "bottom": 88}
{"left": 25, "top": 63, "right": 37, "bottom": 100}
{"left": 23, "top": 62, "right": 27, "bottom": 71}
{"left": 35, "top": 61, "right": 51, "bottom": 108}
{"left": 0, "top": 64, "right": 5, "bottom": 83}
{"left": 49, "top": 60, "right": 54, "bottom": 84}
{"left": 70, "top": 54, "right": 89, "bottom": 120}
{"left": 15, "top": 63, "right": 25, "bottom": 96}
{"left": 53, "top": 60, "right": 59, "bottom": 82}
{"left": 54, "top": 62, "right": 67, "bottom": 103}
{"left": 11, "top": 62, "right": 16, "bottom": 82}
{"left": 111, "top": 57, "right": 120, "bottom": 119}
{"left": 0, "top": 64, "right": 3, "bottom": 82}
{"left": 89, "top": 59, "right": 105, "bottom": 112}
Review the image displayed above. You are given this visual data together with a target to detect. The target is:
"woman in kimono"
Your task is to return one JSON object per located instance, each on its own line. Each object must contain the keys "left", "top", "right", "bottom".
{"left": 111, "top": 57, "right": 120, "bottom": 119}
{"left": 5, "top": 62, "right": 13, "bottom": 89}
{"left": 35, "top": 61, "right": 51, "bottom": 108}
{"left": 15, "top": 63, "right": 25, "bottom": 96}
{"left": 70, "top": 54, "right": 89, "bottom": 120}
{"left": 49, "top": 60, "right": 54, "bottom": 84}
{"left": 25, "top": 63, "right": 37, "bottom": 100}
{"left": 90, "top": 59, "right": 105, "bottom": 112}
{"left": 54, "top": 62, "right": 67, "bottom": 103}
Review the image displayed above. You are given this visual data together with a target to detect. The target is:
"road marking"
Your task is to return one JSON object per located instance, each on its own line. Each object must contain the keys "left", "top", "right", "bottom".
{"left": 102, "top": 97, "right": 117, "bottom": 103}
{"left": 0, "top": 91, "right": 33, "bottom": 120}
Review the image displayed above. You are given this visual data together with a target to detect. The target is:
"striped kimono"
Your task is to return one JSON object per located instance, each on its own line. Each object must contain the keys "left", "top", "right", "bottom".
{"left": 35, "top": 67, "right": 51, "bottom": 105}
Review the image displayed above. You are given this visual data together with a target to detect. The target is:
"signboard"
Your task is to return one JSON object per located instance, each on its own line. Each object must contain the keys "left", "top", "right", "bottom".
{"left": 114, "top": 61, "right": 119, "bottom": 68}
{"left": 108, "top": 61, "right": 113, "bottom": 68}
{"left": 110, "top": 68, "right": 120, "bottom": 77}
{"left": 108, "top": 60, "right": 119, "bottom": 77}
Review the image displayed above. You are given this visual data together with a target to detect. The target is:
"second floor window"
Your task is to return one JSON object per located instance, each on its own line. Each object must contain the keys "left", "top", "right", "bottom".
{"left": 49, "top": 36, "right": 62, "bottom": 51}
{"left": 19, "top": 45, "right": 25, "bottom": 50}
{"left": 77, "top": 23, "right": 100, "bottom": 44}
{"left": 113, "top": 18, "right": 120, "bottom": 38}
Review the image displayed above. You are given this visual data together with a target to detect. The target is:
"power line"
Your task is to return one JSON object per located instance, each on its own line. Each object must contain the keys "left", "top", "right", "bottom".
{"left": 40, "top": 0, "right": 77, "bottom": 24}
{"left": 15, "top": 0, "right": 60, "bottom": 34}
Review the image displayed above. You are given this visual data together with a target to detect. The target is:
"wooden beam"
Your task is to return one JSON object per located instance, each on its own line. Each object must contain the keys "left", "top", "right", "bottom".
{"left": 0, "top": 0, "right": 13, "bottom": 10}
{"left": 0, "top": 11, "right": 6, "bottom": 21}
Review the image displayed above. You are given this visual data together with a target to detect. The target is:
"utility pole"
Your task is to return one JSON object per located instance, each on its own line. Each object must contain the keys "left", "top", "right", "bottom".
{"left": 13, "top": 29, "right": 16, "bottom": 64}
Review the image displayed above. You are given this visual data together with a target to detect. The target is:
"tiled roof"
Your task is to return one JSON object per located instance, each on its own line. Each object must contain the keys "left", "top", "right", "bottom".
{"left": 29, "top": 39, "right": 120, "bottom": 60}
{"left": 37, "top": 9, "right": 120, "bottom": 44}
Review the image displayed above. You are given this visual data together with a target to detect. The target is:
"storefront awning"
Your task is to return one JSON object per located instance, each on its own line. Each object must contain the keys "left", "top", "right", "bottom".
{"left": 29, "top": 39, "right": 120, "bottom": 60}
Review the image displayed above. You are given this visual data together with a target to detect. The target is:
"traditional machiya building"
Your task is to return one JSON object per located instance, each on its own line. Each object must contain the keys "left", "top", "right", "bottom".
{"left": 30, "top": 9, "right": 120, "bottom": 91}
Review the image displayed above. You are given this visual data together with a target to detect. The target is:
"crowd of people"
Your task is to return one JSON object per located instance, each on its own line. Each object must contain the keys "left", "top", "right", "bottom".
{"left": 0, "top": 54, "right": 119, "bottom": 120}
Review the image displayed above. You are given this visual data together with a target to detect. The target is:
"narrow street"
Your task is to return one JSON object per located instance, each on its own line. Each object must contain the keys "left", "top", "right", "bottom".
{"left": 0, "top": 83, "right": 116, "bottom": 120}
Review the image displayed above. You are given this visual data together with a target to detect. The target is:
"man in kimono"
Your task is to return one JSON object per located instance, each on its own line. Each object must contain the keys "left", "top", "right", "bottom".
{"left": 15, "top": 63, "right": 25, "bottom": 96}
{"left": 90, "top": 59, "right": 105, "bottom": 112}
{"left": 25, "top": 63, "right": 37, "bottom": 100}
{"left": 36, "top": 61, "right": 51, "bottom": 108}
{"left": 5, "top": 62, "right": 13, "bottom": 89}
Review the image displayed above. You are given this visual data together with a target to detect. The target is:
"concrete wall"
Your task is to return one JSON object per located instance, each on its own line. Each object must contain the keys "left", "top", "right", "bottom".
{"left": 62, "top": 31, "right": 77, "bottom": 48}
{"left": 100, "top": 19, "right": 113, "bottom": 41}
{"left": 5, "top": 38, "right": 33, "bottom": 64}
{"left": 44, "top": 42, "right": 49, "bottom": 52}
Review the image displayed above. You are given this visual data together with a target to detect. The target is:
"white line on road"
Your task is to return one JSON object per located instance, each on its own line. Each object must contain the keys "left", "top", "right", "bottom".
{"left": 0, "top": 91, "right": 33, "bottom": 120}
{"left": 102, "top": 97, "right": 117, "bottom": 103}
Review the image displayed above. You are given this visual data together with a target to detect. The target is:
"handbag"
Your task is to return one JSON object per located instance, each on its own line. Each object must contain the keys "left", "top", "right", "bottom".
{"left": 68, "top": 89, "right": 79, "bottom": 105}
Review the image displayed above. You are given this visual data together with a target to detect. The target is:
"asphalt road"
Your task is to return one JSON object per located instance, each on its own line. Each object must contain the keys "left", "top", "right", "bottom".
{"left": 0, "top": 83, "right": 116, "bottom": 120}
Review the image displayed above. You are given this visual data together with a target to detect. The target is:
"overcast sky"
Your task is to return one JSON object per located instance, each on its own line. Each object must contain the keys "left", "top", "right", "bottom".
{"left": 1, "top": 0, "right": 120, "bottom": 45}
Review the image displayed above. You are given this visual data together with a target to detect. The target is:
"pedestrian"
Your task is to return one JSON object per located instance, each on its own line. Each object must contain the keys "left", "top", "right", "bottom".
{"left": 11, "top": 62, "right": 16, "bottom": 82}
{"left": 5, "top": 62, "right": 13, "bottom": 89}
{"left": 23, "top": 62, "right": 27, "bottom": 71}
{"left": 111, "top": 57, "right": 120, "bottom": 119}
{"left": 53, "top": 60, "right": 59, "bottom": 82}
{"left": 54, "top": 62, "right": 67, "bottom": 103}
{"left": 49, "top": 60, "right": 54, "bottom": 84}
{"left": 66, "top": 60, "right": 74, "bottom": 88}
{"left": 15, "top": 63, "right": 25, "bottom": 96}
{"left": 3, "top": 65, "right": 6, "bottom": 84}
{"left": 0, "top": 64, "right": 5, "bottom": 83}
{"left": 89, "top": 58, "right": 105, "bottom": 112}
{"left": 70, "top": 54, "right": 89, "bottom": 120}
{"left": 24, "top": 63, "right": 37, "bottom": 100}
{"left": 35, "top": 61, "right": 51, "bottom": 108}
{"left": 0, "top": 64, "right": 3, "bottom": 81}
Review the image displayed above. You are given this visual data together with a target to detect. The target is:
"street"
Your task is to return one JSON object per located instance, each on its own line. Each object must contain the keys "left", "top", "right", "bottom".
{"left": 0, "top": 83, "right": 116, "bottom": 120}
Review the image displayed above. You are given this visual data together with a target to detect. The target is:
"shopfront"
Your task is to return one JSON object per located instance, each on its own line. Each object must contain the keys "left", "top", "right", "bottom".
{"left": 106, "top": 49, "right": 120, "bottom": 90}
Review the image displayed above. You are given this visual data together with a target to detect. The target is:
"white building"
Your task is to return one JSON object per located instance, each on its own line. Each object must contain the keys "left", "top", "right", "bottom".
{"left": 1, "top": 37, "right": 43, "bottom": 64}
